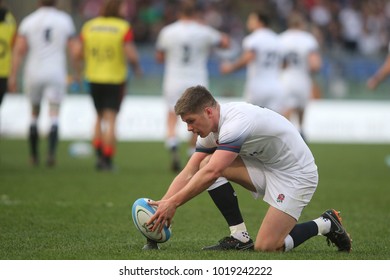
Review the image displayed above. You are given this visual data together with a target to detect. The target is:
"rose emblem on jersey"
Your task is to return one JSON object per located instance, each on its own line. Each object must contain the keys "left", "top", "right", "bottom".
{"left": 276, "top": 194, "right": 285, "bottom": 203}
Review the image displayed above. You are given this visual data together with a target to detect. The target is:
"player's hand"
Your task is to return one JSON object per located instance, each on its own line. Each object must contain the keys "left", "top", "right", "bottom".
{"left": 220, "top": 62, "right": 234, "bottom": 74}
{"left": 147, "top": 199, "right": 176, "bottom": 233}
{"left": 366, "top": 77, "right": 378, "bottom": 90}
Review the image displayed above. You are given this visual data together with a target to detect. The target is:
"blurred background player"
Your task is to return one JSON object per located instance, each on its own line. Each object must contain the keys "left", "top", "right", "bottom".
{"left": 8, "top": 0, "right": 78, "bottom": 166}
{"left": 78, "top": 0, "right": 142, "bottom": 171}
{"left": 155, "top": 0, "right": 230, "bottom": 172}
{"left": 0, "top": 0, "right": 16, "bottom": 109}
{"left": 279, "top": 12, "right": 322, "bottom": 140}
{"left": 220, "top": 10, "right": 284, "bottom": 114}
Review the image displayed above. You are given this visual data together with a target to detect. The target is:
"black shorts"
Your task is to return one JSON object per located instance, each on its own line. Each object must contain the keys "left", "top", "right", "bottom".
{"left": 0, "top": 77, "right": 7, "bottom": 106}
{"left": 89, "top": 82, "right": 125, "bottom": 112}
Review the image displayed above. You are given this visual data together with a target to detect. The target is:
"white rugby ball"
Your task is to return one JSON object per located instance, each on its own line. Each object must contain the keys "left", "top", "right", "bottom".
{"left": 131, "top": 198, "right": 171, "bottom": 243}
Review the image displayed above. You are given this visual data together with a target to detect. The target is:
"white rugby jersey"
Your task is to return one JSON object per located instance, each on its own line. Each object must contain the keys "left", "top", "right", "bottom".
{"left": 241, "top": 28, "right": 284, "bottom": 112}
{"left": 156, "top": 20, "right": 222, "bottom": 89}
{"left": 196, "top": 102, "right": 317, "bottom": 174}
{"left": 242, "top": 28, "right": 282, "bottom": 88}
{"left": 18, "top": 7, "right": 75, "bottom": 82}
{"left": 279, "top": 29, "right": 319, "bottom": 77}
{"left": 242, "top": 28, "right": 281, "bottom": 83}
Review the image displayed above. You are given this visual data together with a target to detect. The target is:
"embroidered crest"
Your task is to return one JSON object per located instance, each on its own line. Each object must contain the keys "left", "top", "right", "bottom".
{"left": 276, "top": 194, "right": 285, "bottom": 203}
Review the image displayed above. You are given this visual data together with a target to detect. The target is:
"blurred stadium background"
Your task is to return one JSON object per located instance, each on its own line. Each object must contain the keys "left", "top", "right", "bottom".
{"left": 2, "top": 0, "right": 390, "bottom": 142}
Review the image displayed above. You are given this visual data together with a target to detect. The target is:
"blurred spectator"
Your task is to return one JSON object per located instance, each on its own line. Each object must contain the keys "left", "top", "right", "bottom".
{"left": 338, "top": 0, "right": 363, "bottom": 53}
{"left": 80, "top": 0, "right": 104, "bottom": 19}
{"left": 359, "top": 0, "right": 388, "bottom": 56}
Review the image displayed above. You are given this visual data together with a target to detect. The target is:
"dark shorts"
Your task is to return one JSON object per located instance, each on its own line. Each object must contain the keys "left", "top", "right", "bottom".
{"left": 89, "top": 82, "right": 125, "bottom": 112}
{"left": 0, "top": 77, "right": 7, "bottom": 106}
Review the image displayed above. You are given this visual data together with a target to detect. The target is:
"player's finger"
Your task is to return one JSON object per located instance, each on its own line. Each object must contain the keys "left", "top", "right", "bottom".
{"left": 147, "top": 200, "right": 159, "bottom": 207}
{"left": 146, "top": 212, "right": 158, "bottom": 226}
{"left": 151, "top": 216, "right": 164, "bottom": 232}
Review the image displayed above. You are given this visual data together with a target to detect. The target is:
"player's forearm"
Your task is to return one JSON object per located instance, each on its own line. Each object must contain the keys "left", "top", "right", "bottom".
{"left": 162, "top": 175, "right": 190, "bottom": 200}
{"left": 9, "top": 37, "right": 27, "bottom": 79}
{"left": 170, "top": 167, "right": 220, "bottom": 207}
{"left": 10, "top": 49, "right": 24, "bottom": 78}
{"left": 371, "top": 56, "right": 390, "bottom": 84}
{"left": 308, "top": 53, "right": 322, "bottom": 73}
{"left": 125, "top": 43, "right": 141, "bottom": 73}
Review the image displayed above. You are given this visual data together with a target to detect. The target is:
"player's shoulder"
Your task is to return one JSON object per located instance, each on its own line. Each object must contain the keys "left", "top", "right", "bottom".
{"left": 221, "top": 102, "right": 254, "bottom": 117}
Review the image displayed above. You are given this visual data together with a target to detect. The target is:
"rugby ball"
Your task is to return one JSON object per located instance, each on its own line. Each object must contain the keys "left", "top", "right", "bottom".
{"left": 131, "top": 198, "right": 171, "bottom": 243}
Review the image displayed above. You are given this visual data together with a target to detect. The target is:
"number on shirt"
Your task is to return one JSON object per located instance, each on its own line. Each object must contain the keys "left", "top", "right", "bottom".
{"left": 44, "top": 28, "right": 52, "bottom": 43}
{"left": 182, "top": 44, "right": 191, "bottom": 64}
{"left": 284, "top": 51, "right": 301, "bottom": 67}
{"left": 263, "top": 51, "right": 278, "bottom": 67}
{"left": 90, "top": 46, "right": 115, "bottom": 62}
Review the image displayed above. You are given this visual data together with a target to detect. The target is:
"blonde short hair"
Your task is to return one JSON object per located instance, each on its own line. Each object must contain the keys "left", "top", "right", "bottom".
{"left": 174, "top": 85, "right": 217, "bottom": 116}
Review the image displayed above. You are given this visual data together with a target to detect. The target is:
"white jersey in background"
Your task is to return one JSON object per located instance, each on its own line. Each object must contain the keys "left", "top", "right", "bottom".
{"left": 242, "top": 28, "right": 284, "bottom": 113}
{"left": 279, "top": 29, "right": 319, "bottom": 109}
{"left": 156, "top": 20, "right": 222, "bottom": 108}
{"left": 19, "top": 7, "right": 75, "bottom": 88}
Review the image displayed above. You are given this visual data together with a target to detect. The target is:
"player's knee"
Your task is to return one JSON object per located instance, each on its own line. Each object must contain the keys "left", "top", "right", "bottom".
{"left": 199, "top": 155, "right": 212, "bottom": 169}
{"left": 254, "top": 239, "right": 284, "bottom": 252}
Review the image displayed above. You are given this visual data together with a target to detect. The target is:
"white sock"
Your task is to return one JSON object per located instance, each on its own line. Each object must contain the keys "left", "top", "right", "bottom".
{"left": 313, "top": 217, "right": 331, "bottom": 235}
{"left": 284, "top": 234, "right": 294, "bottom": 252}
{"left": 230, "top": 222, "right": 250, "bottom": 243}
{"left": 165, "top": 137, "right": 178, "bottom": 150}
{"left": 30, "top": 117, "right": 38, "bottom": 126}
{"left": 50, "top": 116, "right": 59, "bottom": 127}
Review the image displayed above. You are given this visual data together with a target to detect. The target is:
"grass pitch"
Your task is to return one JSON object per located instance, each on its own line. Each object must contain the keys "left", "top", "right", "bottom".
{"left": 0, "top": 139, "right": 389, "bottom": 260}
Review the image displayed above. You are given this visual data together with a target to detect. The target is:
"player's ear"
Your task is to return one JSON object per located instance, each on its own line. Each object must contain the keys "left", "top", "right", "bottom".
{"left": 204, "top": 106, "right": 213, "bottom": 118}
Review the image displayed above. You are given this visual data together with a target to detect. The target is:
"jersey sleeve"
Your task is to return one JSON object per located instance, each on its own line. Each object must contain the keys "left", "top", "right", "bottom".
{"left": 155, "top": 27, "right": 167, "bottom": 51}
{"left": 123, "top": 25, "right": 134, "bottom": 42}
{"left": 196, "top": 134, "right": 218, "bottom": 154}
{"left": 17, "top": 17, "right": 29, "bottom": 36}
{"left": 307, "top": 34, "right": 319, "bottom": 53}
{"left": 69, "top": 18, "right": 76, "bottom": 38}
{"left": 205, "top": 25, "right": 222, "bottom": 47}
{"left": 217, "top": 115, "right": 250, "bottom": 153}
{"left": 242, "top": 34, "right": 255, "bottom": 51}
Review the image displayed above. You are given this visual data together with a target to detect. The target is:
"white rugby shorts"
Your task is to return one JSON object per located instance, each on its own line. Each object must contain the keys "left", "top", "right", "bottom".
{"left": 25, "top": 77, "right": 66, "bottom": 106}
{"left": 242, "top": 156, "right": 318, "bottom": 221}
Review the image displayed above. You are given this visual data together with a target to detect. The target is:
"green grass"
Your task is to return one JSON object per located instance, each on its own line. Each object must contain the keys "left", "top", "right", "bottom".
{"left": 0, "top": 139, "right": 389, "bottom": 260}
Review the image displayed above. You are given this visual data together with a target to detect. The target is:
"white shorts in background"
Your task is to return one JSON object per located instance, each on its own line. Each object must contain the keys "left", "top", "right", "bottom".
{"left": 241, "top": 156, "right": 318, "bottom": 221}
{"left": 163, "top": 80, "right": 208, "bottom": 111}
{"left": 281, "top": 72, "right": 312, "bottom": 110}
{"left": 25, "top": 78, "right": 66, "bottom": 106}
